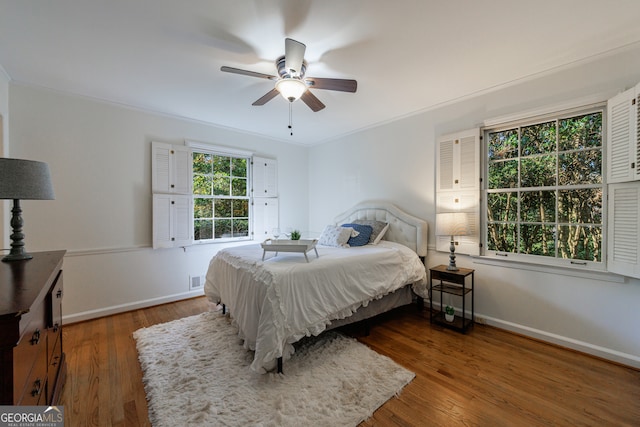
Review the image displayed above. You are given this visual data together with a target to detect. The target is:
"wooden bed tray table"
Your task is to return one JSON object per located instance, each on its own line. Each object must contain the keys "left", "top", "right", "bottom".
{"left": 261, "top": 239, "right": 319, "bottom": 262}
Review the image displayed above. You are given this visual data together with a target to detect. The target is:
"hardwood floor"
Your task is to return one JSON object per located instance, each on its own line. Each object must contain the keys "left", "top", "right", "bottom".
{"left": 60, "top": 297, "right": 640, "bottom": 426}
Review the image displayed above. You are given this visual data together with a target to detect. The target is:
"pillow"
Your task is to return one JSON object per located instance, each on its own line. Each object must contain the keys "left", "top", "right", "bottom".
{"left": 352, "top": 220, "right": 389, "bottom": 244}
{"left": 318, "top": 225, "right": 353, "bottom": 247}
{"left": 341, "top": 223, "right": 373, "bottom": 247}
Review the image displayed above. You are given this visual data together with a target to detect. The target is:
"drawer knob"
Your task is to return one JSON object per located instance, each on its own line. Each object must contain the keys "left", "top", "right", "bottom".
{"left": 53, "top": 323, "right": 60, "bottom": 333}
{"left": 56, "top": 289, "right": 63, "bottom": 299}
{"left": 31, "top": 379, "right": 42, "bottom": 397}
{"left": 30, "top": 329, "right": 41, "bottom": 345}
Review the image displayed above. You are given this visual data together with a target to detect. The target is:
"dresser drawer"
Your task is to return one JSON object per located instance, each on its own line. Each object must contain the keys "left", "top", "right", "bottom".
{"left": 46, "top": 270, "right": 63, "bottom": 329}
{"left": 48, "top": 326, "right": 62, "bottom": 371}
{"left": 13, "top": 303, "right": 46, "bottom": 401}
{"left": 16, "top": 341, "right": 47, "bottom": 405}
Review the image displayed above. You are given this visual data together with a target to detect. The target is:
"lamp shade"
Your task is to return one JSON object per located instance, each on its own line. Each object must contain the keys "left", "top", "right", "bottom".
{"left": 435, "top": 212, "right": 470, "bottom": 237}
{"left": 0, "top": 158, "right": 55, "bottom": 200}
{"left": 275, "top": 78, "right": 307, "bottom": 102}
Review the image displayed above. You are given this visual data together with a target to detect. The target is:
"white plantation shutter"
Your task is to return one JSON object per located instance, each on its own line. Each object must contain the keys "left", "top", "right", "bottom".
{"left": 252, "top": 156, "right": 278, "bottom": 240}
{"left": 253, "top": 198, "right": 279, "bottom": 241}
{"left": 173, "top": 195, "right": 193, "bottom": 246}
{"left": 607, "top": 83, "right": 640, "bottom": 183}
{"left": 636, "top": 89, "right": 640, "bottom": 179}
{"left": 459, "top": 133, "right": 480, "bottom": 190}
{"left": 252, "top": 157, "right": 278, "bottom": 197}
{"left": 436, "top": 190, "right": 480, "bottom": 256}
{"left": 608, "top": 182, "right": 640, "bottom": 278}
{"left": 152, "top": 142, "right": 192, "bottom": 194}
{"left": 153, "top": 194, "right": 171, "bottom": 248}
{"left": 153, "top": 144, "right": 171, "bottom": 193}
{"left": 437, "top": 138, "right": 455, "bottom": 191}
{"left": 153, "top": 194, "right": 193, "bottom": 249}
{"left": 435, "top": 128, "right": 480, "bottom": 256}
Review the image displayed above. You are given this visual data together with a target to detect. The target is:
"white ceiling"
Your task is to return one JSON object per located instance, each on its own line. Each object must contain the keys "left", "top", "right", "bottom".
{"left": 1, "top": 0, "right": 640, "bottom": 146}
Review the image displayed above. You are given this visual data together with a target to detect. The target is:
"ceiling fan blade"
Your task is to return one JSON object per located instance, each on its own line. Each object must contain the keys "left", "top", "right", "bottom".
{"left": 285, "top": 38, "right": 306, "bottom": 75}
{"left": 252, "top": 89, "right": 280, "bottom": 106}
{"left": 221, "top": 66, "right": 277, "bottom": 80}
{"left": 300, "top": 90, "right": 326, "bottom": 112}
{"left": 305, "top": 77, "right": 357, "bottom": 93}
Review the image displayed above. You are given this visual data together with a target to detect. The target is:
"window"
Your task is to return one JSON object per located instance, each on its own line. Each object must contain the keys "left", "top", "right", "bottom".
{"left": 484, "top": 108, "right": 604, "bottom": 267}
{"left": 192, "top": 150, "right": 250, "bottom": 241}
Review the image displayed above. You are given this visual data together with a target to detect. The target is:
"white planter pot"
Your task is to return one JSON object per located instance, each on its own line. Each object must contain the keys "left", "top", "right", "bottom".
{"left": 445, "top": 313, "right": 455, "bottom": 322}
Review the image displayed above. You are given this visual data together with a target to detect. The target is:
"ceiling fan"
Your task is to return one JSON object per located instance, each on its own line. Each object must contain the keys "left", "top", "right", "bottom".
{"left": 221, "top": 38, "right": 357, "bottom": 112}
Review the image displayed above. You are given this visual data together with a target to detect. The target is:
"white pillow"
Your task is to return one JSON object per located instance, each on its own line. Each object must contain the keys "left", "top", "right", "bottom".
{"left": 318, "top": 225, "right": 354, "bottom": 247}
{"left": 352, "top": 220, "right": 389, "bottom": 244}
{"left": 372, "top": 223, "right": 389, "bottom": 244}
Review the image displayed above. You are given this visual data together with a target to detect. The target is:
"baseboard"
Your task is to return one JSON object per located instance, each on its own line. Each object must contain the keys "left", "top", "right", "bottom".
{"left": 478, "top": 314, "right": 640, "bottom": 370}
{"left": 63, "top": 290, "right": 205, "bottom": 324}
{"left": 423, "top": 299, "right": 640, "bottom": 369}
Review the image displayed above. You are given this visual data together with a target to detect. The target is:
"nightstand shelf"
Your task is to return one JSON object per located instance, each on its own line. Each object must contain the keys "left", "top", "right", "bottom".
{"left": 429, "top": 264, "right": 475, "bottom": 333}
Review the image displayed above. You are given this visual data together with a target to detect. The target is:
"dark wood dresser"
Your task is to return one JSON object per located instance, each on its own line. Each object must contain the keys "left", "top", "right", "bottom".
{"left": 0, "top": 250, "right": 67, "bottom": 405}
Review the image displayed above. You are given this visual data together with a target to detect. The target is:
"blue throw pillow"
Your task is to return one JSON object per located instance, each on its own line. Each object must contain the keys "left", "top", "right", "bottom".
{"left": 341, "top": 223, "right": 373, "bottom": 247}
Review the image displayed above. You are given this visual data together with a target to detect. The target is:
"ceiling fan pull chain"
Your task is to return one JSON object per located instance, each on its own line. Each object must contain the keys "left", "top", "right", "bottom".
{"left": 288, "top": 103, "right": 293, "bottom": 136}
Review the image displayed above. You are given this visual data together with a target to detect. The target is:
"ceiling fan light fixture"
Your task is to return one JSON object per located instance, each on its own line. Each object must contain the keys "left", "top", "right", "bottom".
{"left": 275, "top": 78, "right": 307, "bottom": 102}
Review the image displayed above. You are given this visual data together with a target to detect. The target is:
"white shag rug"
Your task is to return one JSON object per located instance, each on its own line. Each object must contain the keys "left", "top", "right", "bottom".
{"left": 133, "top": 311, "right": 414, "bottom": 427}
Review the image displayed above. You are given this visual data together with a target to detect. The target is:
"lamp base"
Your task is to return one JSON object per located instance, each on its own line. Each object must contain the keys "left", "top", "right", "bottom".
{"left": 2, "top": 199, "right": 33, "bottom": 262}
{"left": 447, "top": 236, "right": 459, "bottom": 271}
{"left": 2, "top": 252, "right": 33, "bottom": 262}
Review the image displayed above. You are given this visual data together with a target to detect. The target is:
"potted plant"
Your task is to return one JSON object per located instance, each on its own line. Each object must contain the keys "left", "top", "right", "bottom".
{"left": 444, "top": 305, "right": 455, "bottom": 322}
{"left": 290, "top": 230, "right": 301, "bottom": 240}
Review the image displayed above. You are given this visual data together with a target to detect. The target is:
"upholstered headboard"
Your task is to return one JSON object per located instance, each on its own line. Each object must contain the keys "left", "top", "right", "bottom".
{"left": 334, "top": 200, "right": 428, "bottom": 257}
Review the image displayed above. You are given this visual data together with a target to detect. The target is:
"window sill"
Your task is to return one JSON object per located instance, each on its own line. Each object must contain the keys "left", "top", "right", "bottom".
{"left": 471, "top": 256, "right": 626, "bottom": 284}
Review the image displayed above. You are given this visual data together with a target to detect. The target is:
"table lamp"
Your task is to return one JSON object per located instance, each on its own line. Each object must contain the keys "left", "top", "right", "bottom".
{"left": 0, "top": 158, "right": 55, "bottom": 261}
{"left": 435, "top": 212, "right": 470, "bottom": 271}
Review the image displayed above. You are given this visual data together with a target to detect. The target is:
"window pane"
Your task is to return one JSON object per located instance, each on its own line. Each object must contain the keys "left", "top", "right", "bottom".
{"left": 559, "top": 113, "right": 602, "bottom": 151}
{"left": 214, "top": 219, "right": 232, "bottom": 238}
{"left": 233, "top": 219, "right": 249, "bottom": 237}
{"left": 520, "top": 121, "right": 556, "bottom": 156}
{"left": 194, "top": 220, "right": 213, "bottom": 240}
{"left": 193, "top": 198, "right": 212, "bottom": 219}
{"left": 487, "top": 223, "right": 517, "bottom": 252}
{"left": 484, "top": 110, "right": 602, "bottom": 265}
{"left": 558, "top": 149, "right": 602, "bottom": 185}
{"left": 520, "top": 191, "right": 555, "bottom": 222}
{"left": 488, "top": 160, "right": 518, "bottom": 189}
{"left": 232, "top": 158, "right": 247, "bottom": 177}
{"left": 487, "top": 192, "right": 518, "bottom": 222}
{"left": 520, "top": 224, "right": 555, "bottom": 256}
{"left": 521, "top": 155, "right": 556, "bottom": 188}
{"left": 232, "top": 199, "right": 249, "bottom": 217}
{"left": 213, "top": 156, "right": 231, "bottom": 175}
{"left": 192, "top": 153, "right": 212, "bottom": 174}
{"left": 558, "top": 189, "right": 602, "bottom": 224}
{"left": 557, "top": 225, "right": 602, "bottom": 261}
{"left": 213, "top": 176, "right": 230, "bottom": 196}
{"left": 193, "top": 175, "right": 212, "bottom": 195}
{"left": 214, "top": 199, "right": 231, "bottom": 217}
{"left": 488, "top": 129, "right": 519, "bottom": 160}
{"left": 231, "top": 177, "right": 247, "bottom": 196}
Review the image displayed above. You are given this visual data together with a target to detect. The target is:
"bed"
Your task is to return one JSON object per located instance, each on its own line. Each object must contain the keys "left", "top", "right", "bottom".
{"left": 204, "top": 201, "right": 428, "bottom": 373}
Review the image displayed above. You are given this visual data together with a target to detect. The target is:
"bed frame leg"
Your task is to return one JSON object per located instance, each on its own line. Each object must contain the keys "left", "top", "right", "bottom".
{"left": 416, "top": 296, "right": 424, "bottom": 311}
{"left": 277, "top": 357, "right": 283, "bottom": 374}
{"left": 222, "top": 304, "right": 226, "bottom": 315}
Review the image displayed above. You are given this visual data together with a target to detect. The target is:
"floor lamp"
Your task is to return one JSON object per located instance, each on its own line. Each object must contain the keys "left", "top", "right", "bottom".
{"left": 435, "top": 212, "right": 470, "bottom": 271}
{"left": 0, "top": 158, "right": 55, "bottom": 262}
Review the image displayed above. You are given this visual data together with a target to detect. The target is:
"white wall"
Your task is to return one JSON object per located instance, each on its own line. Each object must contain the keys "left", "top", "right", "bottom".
{"left": 0, "top": 66, "right": 9, "bottom": 248}
{"left": 309, "top": 46, "right": 640, "bottom": 367}
{"left": 7, "top": 84, "right": 309, "bottom": 322}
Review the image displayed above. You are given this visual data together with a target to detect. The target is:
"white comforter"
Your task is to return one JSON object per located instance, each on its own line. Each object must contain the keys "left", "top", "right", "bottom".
{"left": 204, "top": 241, "right": 427, "bottom": 373}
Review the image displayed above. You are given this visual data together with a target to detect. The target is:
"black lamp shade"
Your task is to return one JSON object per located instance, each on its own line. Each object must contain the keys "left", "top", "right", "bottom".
{"left": 0, "top": 158, "right": 55, "bottom": 261}
{"left": 0, "top": 158, "right": 55, "bottom": 200}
